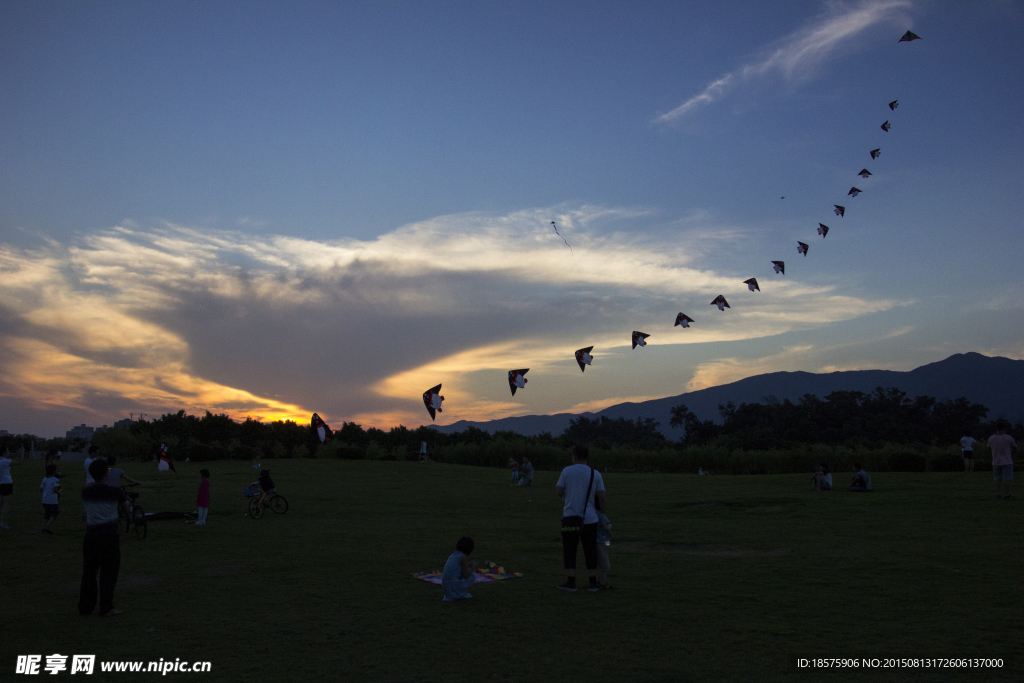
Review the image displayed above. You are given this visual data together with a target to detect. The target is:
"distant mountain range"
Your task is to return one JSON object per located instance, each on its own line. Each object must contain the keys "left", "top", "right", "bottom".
{"left": 431, "top": 353, "right": 1024, "bottom": 439}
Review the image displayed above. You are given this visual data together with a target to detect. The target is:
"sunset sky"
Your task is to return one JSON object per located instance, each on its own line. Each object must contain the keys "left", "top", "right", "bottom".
{"left": 2, "top": 1, "right": 1022, "bottom": 437}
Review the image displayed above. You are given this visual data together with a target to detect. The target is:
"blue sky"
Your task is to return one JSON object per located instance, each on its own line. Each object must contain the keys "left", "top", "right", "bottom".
{"left": 1, "top": 1, "right": 1022, "bottom": 436}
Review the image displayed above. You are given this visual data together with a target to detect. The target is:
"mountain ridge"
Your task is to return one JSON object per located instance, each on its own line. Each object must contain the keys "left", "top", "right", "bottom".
{"left": 430, "top": 353, "right": 1024, "bottom": 438}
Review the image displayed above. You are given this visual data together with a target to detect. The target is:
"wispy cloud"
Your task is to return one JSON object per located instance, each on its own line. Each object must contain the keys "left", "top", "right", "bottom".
{"left": 656, "top": 0, "right": 912, "bottom": 123}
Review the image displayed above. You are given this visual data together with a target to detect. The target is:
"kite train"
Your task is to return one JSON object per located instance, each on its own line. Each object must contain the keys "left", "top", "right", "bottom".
{"left": 858, "top": 169, "right": 872, "bottom": 178}
{"left": 631, "top": 331, "right": 649, "bottom": 348}
{"left": 899, "top": 30, "right": 921, "bottom": 42}
{"left": 744, "top": 278, "right": 760, "bottom": 292}
{"left": 772, "top": 261, "right": 785, "bottom": 275}
{"left": 881, "top": 120, "right": 891, "bottom": 132}
{"left": 870, "top": 148, "right": 881, "bottom": 159}
{"left": 797, "top": 241, "right": 809, "bottom": 256}
{"left": 710, "top": 295, "right": 730, "bottom": 311}
{"left": 889, "top": 100, "right": 898, "bottom": 111}
{"left": 834, "top": 205, "right": 845, "bottom": 217}
{"left": 848, "top": 187, "right": 862, "bottom": 197}
{"left": 817, "top": 224, "right": 829, "bottom": 238}
{"left": 674, "top": 313, "right": 693, "bottom": 328}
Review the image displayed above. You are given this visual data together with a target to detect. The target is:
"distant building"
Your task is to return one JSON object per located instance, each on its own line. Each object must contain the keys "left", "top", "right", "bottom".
{"left": 0, "top": 429, "right": 9, "bottom": 437}
{"left": 113, "top": 418, "right": 135, "bottom": 430}
{"left": 66, "top": 424, "right": 94, "bottom": 440}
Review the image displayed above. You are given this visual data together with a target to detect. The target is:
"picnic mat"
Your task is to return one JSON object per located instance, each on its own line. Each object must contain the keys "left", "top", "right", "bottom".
{"left": 412, "top": 561, "right": 523, "bottom": 585}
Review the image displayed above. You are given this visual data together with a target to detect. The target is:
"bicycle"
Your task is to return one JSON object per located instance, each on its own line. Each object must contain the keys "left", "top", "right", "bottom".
{"left": 244, "top": 482, "right": 288, "bottom": 519}
{"left": 119, "top": 484, "right": 147, "bottom": 539}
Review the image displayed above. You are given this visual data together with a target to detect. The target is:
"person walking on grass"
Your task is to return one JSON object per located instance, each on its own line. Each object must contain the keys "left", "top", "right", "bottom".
{"left": 556, "top": 445, "right": 607, "bottom": 592}
{"left": 441, "top": 537, "right": 477, "bottom": 602}
{"left": 41, "top": 463, "right": 61, "bottom": 534}
{"left": 79, "top": 458, "right": 128, "bottom": 616}
{"left": 0, "top": 447, "right": 24, "bottom": 529}
{"left": 195, "top": 469, "right": 210, "bottom": 525}
{"left": 960, "top": 434, "right": 977, "bottom": 473}
{"left": 988, "top": 421, "right": 1017, "bottom": 499}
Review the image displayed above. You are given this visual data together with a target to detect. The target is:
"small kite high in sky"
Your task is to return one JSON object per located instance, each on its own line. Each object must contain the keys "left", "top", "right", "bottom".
{"left": 423, "top": 384, "right": 444, "bottom": 421}
{"left": 710, "top": 295, "right": 730, "bottom": 311}
{"left": 889, "top": 100, "right": 899, "bottom": 111}
{"left": 797, "top": 241, "right": 809, "bottom": 256}
{"left": 575, "top": 346, "right": 594, "bottom": 372}
{"left": 311, "top": 413, "right": 332, "bottom": 443}
{"left": 508, "top": 369, "right": 529, "bottom": 396}
{"left": 744, "top": 278, "right": 760, "bottom": 292}
{"left": 631, "top": 331, "right": 650, "bottom": 348}
{"left": 848, "top": 187, "right": 862, "bottom": 197}
{"left": 899, "top": 30, "right": 921, "bottom": 42}
{"left": 858, "top": 169, "right": 872, "bottom": 178}
{"left": 881, "top": 120, "right": 891, "bottom": 132}
{"left": 550, "top": 221, "right": 576, "bottom": 266}
{"left": 674, "top": 313, "right": 694, "bottom": 328}
{"left": 870, "top": 148, "right": 881, "bottom": 159}
{"left": 772, "top": 260, "right": 785, "bottom": 275}
{"left": 818, "top": 224, "right": 829, "bottom": 238}
{"left": 834, "top": 205, "right": 845, "bottom": 217}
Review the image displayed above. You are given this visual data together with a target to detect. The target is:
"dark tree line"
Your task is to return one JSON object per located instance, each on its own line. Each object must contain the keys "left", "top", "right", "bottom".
{"left": 670, "top": 388, "right": 1011, "bottom": 450}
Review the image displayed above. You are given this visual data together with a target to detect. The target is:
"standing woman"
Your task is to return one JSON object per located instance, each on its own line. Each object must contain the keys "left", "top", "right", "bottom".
{"left": 0, "top": 447, "right": 25, "bottom": 529}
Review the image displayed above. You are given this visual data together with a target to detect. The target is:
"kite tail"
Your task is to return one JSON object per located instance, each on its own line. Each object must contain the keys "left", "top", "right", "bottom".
{"left": 551, "top": 222, "right": 578, "bottom": 269}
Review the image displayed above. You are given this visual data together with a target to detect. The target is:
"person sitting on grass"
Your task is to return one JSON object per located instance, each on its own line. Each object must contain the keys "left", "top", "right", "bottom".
{"left": 441, "top": 536, "right": 477, "bottom": 602}
{"left": 849, "top": 463, "right": 872, "bottom": 492}
{"left": 257, "top": 469, "right": 276, "bottom": 507}
{"left": 518, "top": 457, "right": 534, "bottom": 487}
{"left": 509, "top": 457, "right": 520, "bottom": 486}
{"left": 810, "top": 464, "right": 832, "bottom": 491}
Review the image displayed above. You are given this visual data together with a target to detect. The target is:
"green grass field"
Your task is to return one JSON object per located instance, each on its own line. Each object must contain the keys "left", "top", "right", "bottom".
{"left": 4, "top": 458, "right": 1022, "bottom": 682}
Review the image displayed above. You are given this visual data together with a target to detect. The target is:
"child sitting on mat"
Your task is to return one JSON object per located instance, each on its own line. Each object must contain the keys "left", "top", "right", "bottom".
{"left": 442, "top": 536, "right": 477, "bottom": 602}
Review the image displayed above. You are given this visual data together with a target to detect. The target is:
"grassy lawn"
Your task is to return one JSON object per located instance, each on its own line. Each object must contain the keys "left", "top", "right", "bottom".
{"left": 3, "top": 458, "right": 1022, "bottom": 682}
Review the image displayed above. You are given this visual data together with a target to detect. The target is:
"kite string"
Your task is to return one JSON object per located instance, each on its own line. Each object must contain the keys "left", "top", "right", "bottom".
{"left": 551, "top": 221, "right": 578, "bottom": 270}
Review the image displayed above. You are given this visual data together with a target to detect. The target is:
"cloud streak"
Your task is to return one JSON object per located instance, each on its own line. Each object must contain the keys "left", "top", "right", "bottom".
{"left": 656, "top": 0, "right": 912, "bottom": 123}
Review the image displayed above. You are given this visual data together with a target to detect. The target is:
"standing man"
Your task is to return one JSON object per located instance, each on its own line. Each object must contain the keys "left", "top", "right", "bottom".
{"left": 79, "top": 458, "right": 128, "bottom": 616}
{"left": 959, "top": 433, "right": 977, "bottom": 473}
{"left": 84, "top": 445, "right": 101, "bottom": 484}
{"left": 988, "top": 421, "right": 1017, "bottom": 499}
{"left": 555, "top": 445, "right": 606, "bottom": 592}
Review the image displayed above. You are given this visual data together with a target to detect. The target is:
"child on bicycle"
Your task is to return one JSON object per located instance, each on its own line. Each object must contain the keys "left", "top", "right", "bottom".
{"left": 257, "top": 469, "right": 276, "bottom": 507}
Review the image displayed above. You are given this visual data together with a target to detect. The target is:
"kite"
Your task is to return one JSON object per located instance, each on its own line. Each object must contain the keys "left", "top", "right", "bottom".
{"left": 710, "top": 295, "right": 730, "bottom": 311}
{"left": 674, "top": 313, "right": 694, "bottom": 328}
{"left": 817, "top": 223, "right": 829, "bottom": 238}
{"left": 772, "top": 260, "right": 785, "bottom": 275}
{"left": 422, "top": 384, "right": 444, "bottom": 421}
{"left": 858, "top": 169, "right": 872, "bottom": 179}
{"left": 797, "top": 241, "right": 809, "bottom": 256}
{"left": 899, "top": 30, "right": 921, "bottom": 42}
{"left": 508, "top": 369, "right": 529, "bottom": 396}
{"left": 834, "top": 205, "right": 845, "bottom": 217}
{"left": 889, "top": 100, "right": 899, "bottom": 111}
{"left": 870, "top": 148, "right": 881, "bottom": 159}
{"left": 849, "top": 187, "right": 862, "bottom": 197}
{"left": 157, "top": 444, "right": 176, "bottom": 473}
{"left": 412, "top": 561, "right": 523, "bottom": 586}
{"left": 550, "top": 221, "right": 576, "bottom": 266}
{"left": 744, "top": 278, "right": 760, "bottom": 292}
{"left": 881, "top": 120, "right": 891, "bottom": 132}
{"left": 311, "top": 413, "right": 332, "bottom": 443}
{"left": 575, "top": 346, "right": 594, "bottom": 372}
{"left": 631, "top": 331, "right": 650, "bottom": 348}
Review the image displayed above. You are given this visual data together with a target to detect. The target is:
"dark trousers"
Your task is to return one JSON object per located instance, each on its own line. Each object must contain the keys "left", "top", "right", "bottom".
{"left": 561, "top": 517, "right": 599, "bottom": 571}
{"left": 79, "top": 534, "right": 121, "bottom": 614}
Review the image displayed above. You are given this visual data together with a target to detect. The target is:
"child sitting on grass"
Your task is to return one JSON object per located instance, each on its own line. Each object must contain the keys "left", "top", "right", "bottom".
{"left": 441, "top": 537, "right": 477, "bottom": 602}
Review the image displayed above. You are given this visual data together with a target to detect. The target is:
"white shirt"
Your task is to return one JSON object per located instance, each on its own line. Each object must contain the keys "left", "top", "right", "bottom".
{"left": 0, "top": 457, "right": 12, "bottom": 485}
{"left": 40, "top": 476, "right": 60, "bottom": 504}
{"left": 84, "top": 457, "right": 96, "bottom": 484}
{"left": 556, "top": 463, "right": 606, "bottom": 524}
{"left": 960, "top": 436, "right": 977, "bottom": 451}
